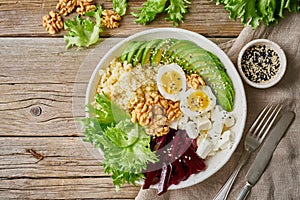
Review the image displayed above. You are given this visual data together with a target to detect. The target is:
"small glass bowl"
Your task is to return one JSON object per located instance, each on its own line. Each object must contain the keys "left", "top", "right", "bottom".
{"left": 237, "top": 39, "right": 287, "bottom": 89}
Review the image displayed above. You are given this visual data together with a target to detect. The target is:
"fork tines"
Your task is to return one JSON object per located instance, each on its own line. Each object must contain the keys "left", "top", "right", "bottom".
{"left": 249, "top": 103, "right": 282, "bottom": 141}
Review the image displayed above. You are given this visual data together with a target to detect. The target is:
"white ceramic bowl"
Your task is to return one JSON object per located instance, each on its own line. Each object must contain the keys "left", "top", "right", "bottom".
{"left": 85, "top": 28, "right": 247, "bottom": 189}
{"left": 237, "top": 39, "right": 287, "bottom": 89}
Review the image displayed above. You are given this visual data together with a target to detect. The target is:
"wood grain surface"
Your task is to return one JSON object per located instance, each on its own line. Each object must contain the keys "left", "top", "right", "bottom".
{"left": 0, "top": 0, "right": 243, "bottom": 37}
{"left": 0, "top": 0, "right": 243, "bottom": 198}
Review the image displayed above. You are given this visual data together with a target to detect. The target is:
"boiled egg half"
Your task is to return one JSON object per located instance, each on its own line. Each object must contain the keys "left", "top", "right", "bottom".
{"left": 156, "top": 63, "right": 186, "bottom": 101}
{"left": 180, "top": 86, "right": 216, "bottom": 117}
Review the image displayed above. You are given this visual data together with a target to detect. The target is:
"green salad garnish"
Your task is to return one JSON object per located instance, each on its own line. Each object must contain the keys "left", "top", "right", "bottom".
{"left": 81, "top": 93, "right": 158, "bottom": 190}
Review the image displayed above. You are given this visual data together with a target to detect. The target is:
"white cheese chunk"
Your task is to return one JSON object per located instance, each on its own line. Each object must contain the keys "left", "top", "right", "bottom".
{"left": 196, "top": 137, "right": 213, "bottom": 159}
{"left": 213, "top": 130, "right": 232, "bottom": 151}
{"left": 177, "top": 114, "right": 189, "bottom": 129}
{"left": 208, "top": 122, "right": 223, "bottom": 145}
{"left": 211, "top": 105, "right": 235, "bottom": 128}
{"left": 184, "top": 121, "right": 199, "bottom": 139}
{"left": 197, "top": 118, "right": 212, "bottom": 131}
{"left": 168, "top": 119, "right": 179, "bottom": 130}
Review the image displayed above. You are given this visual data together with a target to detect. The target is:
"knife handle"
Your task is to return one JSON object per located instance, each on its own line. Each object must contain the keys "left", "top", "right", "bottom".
{"left": 236, "top": 182, "right": 253, "bottom": 200}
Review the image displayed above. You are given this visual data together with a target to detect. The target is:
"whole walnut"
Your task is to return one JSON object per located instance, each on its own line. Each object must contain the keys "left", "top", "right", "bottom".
{"left": 42, "top": 11, "right": 63, "bottom": 34}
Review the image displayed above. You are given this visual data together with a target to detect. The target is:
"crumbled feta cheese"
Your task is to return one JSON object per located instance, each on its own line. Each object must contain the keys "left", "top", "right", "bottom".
{"left": 168, "top": 119, "right": 179, "bottom": 130}
{"left": 208, "top": 121, "right": 223, "bottom": 145}
{"left": 177, "top": 114, "right": 189, "bottom": 129}
{"left": 184, "top": 121, "right": 199, "bottom": 139}
{"left": 196, "top": 117, "right": 212, "bottom": 131}
{"left": 211, "top": 105, "right": 235, "bottom": 127}
{"left": 196, "top": 136, "right": 213, "bottom": 159}
{"left": 213, "top": 130, "right": 233, "bottom": 151}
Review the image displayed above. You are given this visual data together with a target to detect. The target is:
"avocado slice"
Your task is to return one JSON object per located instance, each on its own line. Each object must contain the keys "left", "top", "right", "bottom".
{"left": 170, "top": 45, "right": 206, "bottom": 61}
{"left": 151, "top": 38, "right": 177, "bottom": 65}
{"left": 132, "top": 42, "right": 147, "bottom": 67}
{"left": 127, "top": 41, "right": 145, "bottom": 64}
{"left": 163, "top": 40, "right": 196, "bottom": 63}
{"left": 141, "top": 39, "right": 162, "bottom": 66}
{"left": 120, "top": 41, "right": 137, "bottom": 62}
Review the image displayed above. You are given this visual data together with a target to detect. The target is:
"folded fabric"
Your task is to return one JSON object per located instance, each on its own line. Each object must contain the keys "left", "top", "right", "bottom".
{"left": 136, "top": 12, "right": 300, "bottom": 200}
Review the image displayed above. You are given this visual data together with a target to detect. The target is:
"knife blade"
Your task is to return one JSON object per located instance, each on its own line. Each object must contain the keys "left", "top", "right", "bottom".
{"left": 236, "top": 111, "right": 295, "bottom": 200}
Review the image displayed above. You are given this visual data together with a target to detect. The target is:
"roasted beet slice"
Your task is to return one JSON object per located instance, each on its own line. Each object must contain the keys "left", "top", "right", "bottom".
{"left": 170, "top": 159, "right": 186, "bottom": 185}
{"left": 144, "top": 129, "right": 206, "bottom": 195}
{"left": 157, "top": 163, "right": 172, "bottom": 195}
{"left": 143, "top": 163, "right": 159, "bottom": 189}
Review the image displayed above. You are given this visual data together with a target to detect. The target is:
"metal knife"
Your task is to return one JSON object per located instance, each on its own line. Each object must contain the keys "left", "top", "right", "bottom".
{"left": 236, "top": 111, "right": 295, "bottom": 200}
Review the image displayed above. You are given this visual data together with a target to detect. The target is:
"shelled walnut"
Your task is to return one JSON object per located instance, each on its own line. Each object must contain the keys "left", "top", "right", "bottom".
{"left": 131, "top": 91, "right": 181, "bottom": 137}
{"left": 76, "top": 0, "right": 96, "bottom": 15}
{"left": 56, "top": 0, "right": 77, "bottom": 16}
{"left": 42, "top": 11, "right": 64, "bottom": 34}
{"left": 102, "top": 9, "right": 121, "bottom": 29}
{"left": 187, "top": 74, "right": 206, "bottom": 89}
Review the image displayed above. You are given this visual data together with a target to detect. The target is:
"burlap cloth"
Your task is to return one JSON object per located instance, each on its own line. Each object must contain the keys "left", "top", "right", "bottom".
{"left": 136, "top": 13, "right": 300, "bottom": 200}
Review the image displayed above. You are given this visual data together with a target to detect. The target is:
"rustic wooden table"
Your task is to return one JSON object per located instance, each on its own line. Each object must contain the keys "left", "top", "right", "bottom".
{"left": 0, "top": 0, "right": 244, "bottom": 199}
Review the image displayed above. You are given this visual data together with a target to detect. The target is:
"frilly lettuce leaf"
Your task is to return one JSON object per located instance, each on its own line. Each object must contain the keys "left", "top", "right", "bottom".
{"left": 64, "top": 6, "right": 103, "bottom": 48}
{"left": 165, "top": 0, "right": 191, "bottom": 26}
{"left": 81, "top": 93, "right": 158, "bottom": 190}
{"left": 216, "top": 0, "right": 299, "bottom": 29}
{"left": 131, "top": 0, "right": 168, "bottom": 25}
{"left": 112, "top": 0, "right": 128, "bottom": 16}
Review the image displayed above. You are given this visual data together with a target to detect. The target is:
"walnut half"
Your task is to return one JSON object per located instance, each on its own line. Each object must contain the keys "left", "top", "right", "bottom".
{"left": 56, "top": 0, "right": 77, "bottom": 16}
{"left": 187, "top": 74, "right": 206, "bottom": 89}
{"left": 42, "top": 11, "right": 64, "bottom": 34}
{"left": 102, "top": 10, "right": 121, "bottom": 29}
{"left": 76, "top": 0, "right": 96, "bottom": 15}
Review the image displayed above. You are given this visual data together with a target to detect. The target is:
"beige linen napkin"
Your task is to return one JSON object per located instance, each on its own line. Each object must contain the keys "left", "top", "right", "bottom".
{"left": 136, "top": 13, "right": 300, "bottom": 200}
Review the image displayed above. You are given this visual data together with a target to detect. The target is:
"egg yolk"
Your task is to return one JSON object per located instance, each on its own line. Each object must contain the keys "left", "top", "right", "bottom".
{"left": 161, "top": 71, "right": 182, "bottom": 95}
{"left": 187, "top": 91, "right": 210, "bottom": 112}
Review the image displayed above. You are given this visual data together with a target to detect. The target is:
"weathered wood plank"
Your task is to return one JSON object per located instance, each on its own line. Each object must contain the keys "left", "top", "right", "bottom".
{"left": 0, "top": 177, "right": 140, "bottom": 199}
{"left": 0, "top": 38, "right": 119, "bottom": 136}
{"left": 0, "top": 136, "right": 141, "bottom": 199}
{"left": 0, "top": 137, "right": 106, "bottom": 178}
{"left": 0, "top": 37, "right": 233, "bottom": 136}
{"left": 0, "top": 0, "right": 243, "bottom": 37}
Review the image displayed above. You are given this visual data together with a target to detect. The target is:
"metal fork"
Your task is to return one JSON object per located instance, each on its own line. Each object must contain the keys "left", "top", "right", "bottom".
{"left": 213, "top": 103, "right": 282, "bottom": 200}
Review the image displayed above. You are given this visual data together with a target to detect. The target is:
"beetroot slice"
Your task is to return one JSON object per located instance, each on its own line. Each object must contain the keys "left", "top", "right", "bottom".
{"left": 142, "top": 129, "right": 206, "bottom": 195}
{"left": 157, "top": 163, "right": 172, "bottom": 195}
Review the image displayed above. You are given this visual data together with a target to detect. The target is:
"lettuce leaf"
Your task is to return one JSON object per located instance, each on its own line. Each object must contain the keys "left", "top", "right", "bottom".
{"left": 112, "top": 0, "right": 128, "bottom": 16}
{"left": 64, "top": 6, "right": 103, "bottom": 48}
{"left": 216, "top": 0, "right": 299, "bottom": 29}
{"left": 131, "top": 0, "right": 168, "bottom": 25}
{"left": 165, "top": 0, "right": 191, "bottom": 26}
{"left": 81, "top": 93, "right": 158, "bottom": 190}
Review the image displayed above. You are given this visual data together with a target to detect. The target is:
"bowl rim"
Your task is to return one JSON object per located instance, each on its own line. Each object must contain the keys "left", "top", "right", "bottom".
{"left": 84, "top": 27, "right": 247, "bottom": 189}
{"left": 237, "top": 39, "right": 287, "bottom": 89}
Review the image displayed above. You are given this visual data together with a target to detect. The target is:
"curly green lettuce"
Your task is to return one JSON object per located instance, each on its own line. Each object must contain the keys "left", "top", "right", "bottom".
{"left": 216, "top": 0, "right": 300, "bottom": 29}
{"left": 131, "top": 0, "right": 190, "bottom": 26}
{"left": 166, "top": 0, "right": 191, "bottom": 26}
{"left": 81, "top": 93, "right": 158, "bottom": 190}
{"left": 131, "top": 0, "right": 168, "bottom": 25}
{"left": 64, "top": 6, "right": 103, "bottom": 48}
{"left": 112, "top": 0, "right": 128, "bottom": 16}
